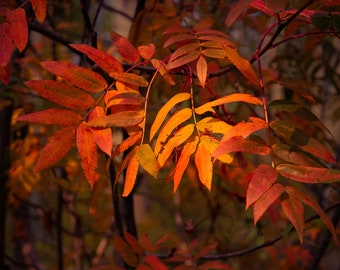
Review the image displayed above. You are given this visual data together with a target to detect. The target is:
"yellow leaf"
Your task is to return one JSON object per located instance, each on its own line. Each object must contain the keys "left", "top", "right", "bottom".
{"left": 200, "top": 135, "right": 233, "bottom": 164}
{"left": 196, "top": 117, "right": 232, "bottom": 135}
{"left": 137, "top": 144, "right": 159, "bottom": 179}
{"left": 154, "top": 108, "right": 192, "bottom": 156}
{"left": 196, "top": 55, "right": 207, "bottom": 87}
{"left": 150, "top": 93, "right": 190, "bottom": 141}
{"left": 195, "top": 140, "right": 213, "bottom": 191}
{"left": 123, "top": 150, "right": 139, "bottom": 197}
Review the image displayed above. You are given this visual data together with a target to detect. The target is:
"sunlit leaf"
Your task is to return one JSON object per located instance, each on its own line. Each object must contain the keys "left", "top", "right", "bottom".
{"left": 112, "top": 132, "right": 142, "bottom": 157}
{"left": 30, "top": 0, "right": 47, "bottom": 22}
{"left": 109, "top": 72, "right": 148, "bottom": 87}
{"left": 167, "top": 50, "right": 201, "bottom": 70}
{"left": 70, "top": 44, "right": 123, "bottom": 73}
{"left": 223, "top": 46, "right": 259, "bottom": 86}
{"left": 25, "top": 80, "right": 94, "bottom": 110}
{"left": 196, "top": 117, "right": 232, "bottom": 135}
{"left": 196, "top": 55, "right": 207, "bottom": 87}
{"left": 35, "top": 127, "right": 75, "bottom": 172}
{"left": 137, "top": 144, "right": 159, "bottom": 179}
{"left": 88, "top": 111, "right": 144, "bottom": 128}
{"left": 213, "top": 136, "right": 270, "bottom": 158}
{"left": 276, "top": 164, "right": 340, "bottom": 183}
{"left": 123, "top": 147, "right": 139, "bottom": 196}
{"left": 224, "top": 0, "right": 253, "bottom": 27}
{"left": 105, "top": 91, "right": 145, "bottom": 109}
{"left": 286, "top": 186, "right": 339, "bottom": 245}
{"left": 195, "top": 140, "right": 213, "bottom": 191}
{"left": 221, "top": 121, "right": 267, "bottom": 142}
{"left": 17, "top": 109, "right": 82, "bottom": 126}
{"left": 137, "top": 43, "right": 156, "bottom": 60}
{"left": 41, "top": 61, "right": 107, "bottom": 92}
{"left": 246, "top": 164, "right": 278, "bottom": 209}
{"left": 154, "top": 108, "right": 192, "bottom": 156}
{"left": 201, "top": 135, "right": 233, "bottom": 164}
{"left": 88, "top": 106, "right": 113, "bottom": 157}
{"left": 7, "top": 8, "right": 28, "bottom": 52}
{"left": 150, "top": 92, "right": 190, "bottom": 141}
{"left": 195, "top": 93, "right": 262, "bottom": 115}
{"left": 157, "top": 124, "right": 194, "bottom": 167}
{"left": 173, "top": 136, "right": 199, "bottom": 192}
{"left": 281, "top": 195, "right": 305, "bottom": 243}
{"left": 253, "top": 183, "right": 285, "bottom": 225}
{"left": 111, "top": 31, "right": 139, "bottom": 64}
{"left": 76, "top": 122, "right": 97, "bottom": 188}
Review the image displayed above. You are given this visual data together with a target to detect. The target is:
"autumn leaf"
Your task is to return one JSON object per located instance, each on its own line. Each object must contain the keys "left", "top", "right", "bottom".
{"left": 253, "top": 183, "right": 285, "bottom": 225}
{"left": 30, "top": 0, "right": 47, "bottom": 22}
{"left": 123, "top": 147, "right": 139, "bottom": 196}
{"left": 151, "top": 59, "right": 176, "bottom": 86}
{"left": 41, "top": 61, "right": 108, "bottom": 93}
{"left": 174, "top": 136, "right": 199, "bottom": 192}
{"left": 144, "top": 255, "right": 168, "bottom": 270}
{"left": 35, "top": 126, "right": 75, "bottom": 172}
{"left": 7, "top": 8, "right": 28, "bottom": 52}
{"left": 246, "top": 164, "right": 278, "bottom": 209}
{"left": 111, "top": 31, "right": 139, "bottom": 64}
{"left": 70, "top": 44, "right": 123, "bottom": 73}
{"left": 150, "top": 92, "right": 190, "bottom": 141}
{"left": 76, "top": 122, "right": 98, "bottom": 188}
{"left": 88, "top": 111, "right": 144, "bottom": 128}
{"left": 202, "top": 48, "right": 226, "bottom": 59}
{"left": 112, "top": 132, "right": 142, "bottom": 157}
{"left": 196, "top": 55, "right": 207, "bottom": 87}
{"left": 113, "top": 235, "right": 139, "bottom": 267}
{"left": 281, "top": 194, "right": 305, "bottom": 243}
{"left": 168, "top": 43, "right": 200, "bottom": 63}
{"left": 17, "top": 108, "right": 82, "bottom": 126}
{"left": 195, "top": 140, "right": 213, "bottom": 191}
{"left": 196, "top": 117, "right": 232, "bottom": 135}
{"left": 25, "top": 80, "right": 94, "bottom": 110}
{"left": 0, "top": 23, "right": 14, "bottom": 67}
{"left": 167, "top": 50, "right": 201, "bottom": 70}
{"left": 221, "top": 121, "right": 267, "bottom": 142}
{"left": 224, "top": 0, "right": 253, "bottom": 27}
{"left": 137, "top": 144, "right": 159, "bottom": 179}
{"left": 109, "top": 72, "right": 148, "bottom": 87}
{"left": 88, "top": 106, "right": 113, "bottom": 157}
{"left": 163, "top": 33, "right": 194, "bottom": 48}
{"left": 137, "top": 43, "right": 156, "bottom": 60}
{"left": 123, "top": 232, "right": 145, "bottom": 255}
{"left": 0, "top": 64, "right": 10, "bottom": 84}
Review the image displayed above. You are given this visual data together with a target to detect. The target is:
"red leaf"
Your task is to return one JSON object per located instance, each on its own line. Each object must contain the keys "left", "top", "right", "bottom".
{"left": 111, "top": 31, "right": 139, "bottom": 64}
{"left": 265, "top": 0, "right": 287, "bottom": 13}
{"left": 109, "top": 72, "right": 148, "bottom": 87}
{"left": 249, "top": 0, "right": 275, "bottom": 17}
{"left": 144, "top": 255, "right": 168, "bottom": 270}
{"left": 0, "top": 63, "right": 10, "bottom": 84}
{"left": 29, "top": 0, "right": 47, "bottom": 22}
{"left": 88, "top": 106, "right": 113, "bottom": 157}
{"left": 0, "top": 23, "right": 14, "bottom": 67}
{"left": 76, "top": 122, "right": 97, "bottom": 188}
{"left": 17, "top": 108, "right": 82, "bottom": 126}
{"left": 113, "top": 235, "right": 139, "bottom": 267}
{"left": 35, "top": 127, "right": 75, "bottom": 172}
{"left": 70, "top": 44, "right": 123, "bottom": 74}
{"left": 196, "top": 55, "right": 207, "bottom": 87}
{"left": 7, "top": 8, "right": 28, "bottom": 52}
{"left": 137, "top": 43, "right": 156, "bottom": 60}
{"left": 25, "top": 80, "right": 94, "bottom": 110}
{"left": 224, "top": 0, "right": 253, "bottom": 27}
{"left": 88, "top": 111, "right": 144, "bottom": 128}
{"left": 123, "top": 232, "right": 145, "bottom": 255}
{"left": 41, "top": 61, "right": 107, "bottom": 93}
{"left": 281, "top": 195, "right": 305, "bottom": 243}
{"left": 253, "top": 183, "right": 285, "bottom": 225}
{"left": 246, "top": 164, "right": 278, "bottom": 208}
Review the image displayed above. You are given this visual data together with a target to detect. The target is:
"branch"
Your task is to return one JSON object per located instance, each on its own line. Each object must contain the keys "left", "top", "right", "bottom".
{"left": 80, "top": 0, "right": 97, "bottom": 48}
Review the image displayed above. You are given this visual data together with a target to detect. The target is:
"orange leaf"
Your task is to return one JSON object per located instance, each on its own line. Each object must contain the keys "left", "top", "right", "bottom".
{"left": 196, "top": 55, "right": 207, "bottom": 87}
{"left": 88, "top": 111, "right": 144, "bottom": 128}
{"left": 123, "top": 148, "right": 139, "bottom": 196}
{"left": 7, "top": 8, "right": 28, "bottom": 52}
{"left": 35, "top": 126, "right": 75, "bottom": 172}
{"left": 0, "top": 23, "right": 13, "bottom": 67}
{"left": 224, "top": 0, "right": 253, "bottom": 27}
{"left": 25, "top": 80, "right": 94, "bottom": 110}
{"left": 157, "top": 124, "right": 194, "bottom": 167}
{"left": 88, "top": 107, "right": 113, "bottom": 157}
{"left": 201, "top": 135, "right": 233, "bottom": 164}
{"left": 115, "top": 146, "right": 139, "bottom": 184}
{"left": 150, "top": 92, "right": 190, "bottom": 141}
{"left": 286, "top": 186, "right": 339, "bottom": 245}
{"left": 110, "top": 31, "right": 139, "bottom": 64}
{"left": 276, "top": 164, "right": 340, "bottom": 183}
{"left": 221, "top": 121, "right": 267, "bottom": 141}
{"left": 29, "top": 0, "right": 47, "bottom": 22}
{"left": 195, "top": 93, "right": 262, "bottom": 115}
{"left": 150, "top": 59, "right": 176, "bottom": 86}
{"left": 213, "top": 136, "right": 270, "bottom": 158}
{"left": 76, "top": 122, "right": 97, "bottom": 188}
{"left": 137, "top": 144, "right": 159, "bottom": 179}
{"left": 105, "top": 91, "right": 145, "bottom": 109}
{"left": 154, "top": 108, "right": 192, "bottom": 156}
{"left": 246, "top": 164, "right": 278, "bottom": 208}
{"left": 167, "top": 50, "right": 200, "bottom": 70}
{"left": 281, "top": 195, "right": 305, "bottom": 243}
{"left": 109, "top": 72, "right": 148, "bottom": 87}
{"left": 163, "top": 33, "right": 194, "bottom": 48}
{"left": 253, "top": 183, "right": 285, "bottom": 225}
{"left": 112, "top": 132, "right": 142, "bottom": 157}
{"left": 70, "top": 44, "right": 123, "bottom": 73}
{"left": 202, "top": 48, "right": 226, "bottom": 59}
{"left": 41, "top": 61, "right": 107, "bottom": 92}
{"left": 17, "top": 108, "right": 82, "bottom": 126}
{"left": 223, "top": 46, "right": 259, "bottom": 85}
{"left": 137, "top": 43, "right": 155, "bottom": 60}
{"left": 174, "top": 137, "right": 199, "bottom": 192}
{"left": 195, "top": 140, "right": 213, "bottom": 191}
{"left": 168, "top": 43, "right": 200, "bottom": 63}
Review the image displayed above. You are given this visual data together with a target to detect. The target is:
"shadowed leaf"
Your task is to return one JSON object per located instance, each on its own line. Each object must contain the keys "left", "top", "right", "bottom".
{"left": 111, "top": 31, "right": 139, "bottom": 64}
{"left": 197, "top": 55, "right": 207, "bottom": 87}
{"left": 30, "top": 0, "right": 47, "bottom": 22}
{"left": 7, "top": 8, "right": 28, "bottom": 52}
